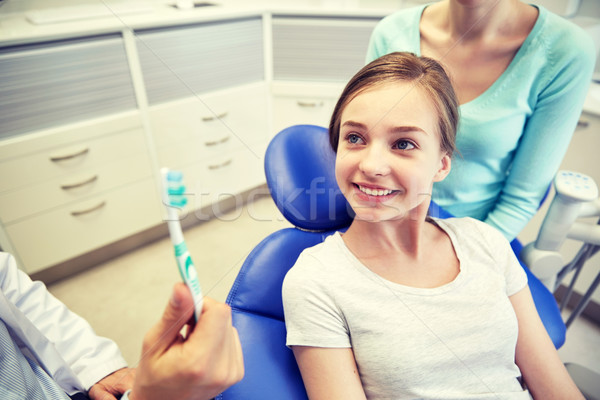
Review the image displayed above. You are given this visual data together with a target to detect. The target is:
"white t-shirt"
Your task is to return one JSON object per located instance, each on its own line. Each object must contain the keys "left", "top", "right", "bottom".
{"left": 282, "top": 217, "right": 530, "bottom": 399}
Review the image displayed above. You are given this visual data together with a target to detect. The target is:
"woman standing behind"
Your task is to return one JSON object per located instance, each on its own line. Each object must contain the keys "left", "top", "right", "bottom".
{"left": 366, "top": 0, "right": 596, "bottom": 241}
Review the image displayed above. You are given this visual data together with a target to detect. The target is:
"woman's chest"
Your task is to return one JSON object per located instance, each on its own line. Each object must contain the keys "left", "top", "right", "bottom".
{"left": 421, "top": 42, "right": 520, "bottom": 105}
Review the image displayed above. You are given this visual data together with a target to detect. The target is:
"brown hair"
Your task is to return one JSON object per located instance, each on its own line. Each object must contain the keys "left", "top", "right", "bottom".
{"left": 328, "top": 52, "right": 459, "bottom": 156}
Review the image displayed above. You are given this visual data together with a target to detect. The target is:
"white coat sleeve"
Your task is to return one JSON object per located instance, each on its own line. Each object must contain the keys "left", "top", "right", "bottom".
{"left": 0, "top": 252, "right": 128, "bottom": 391}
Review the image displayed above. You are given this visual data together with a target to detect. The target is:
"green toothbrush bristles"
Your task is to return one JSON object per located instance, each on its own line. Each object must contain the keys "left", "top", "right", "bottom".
{"left": 167, "top": 170, "right": 183, "bottom": 180}
{"left": 169, "top": 195, "right": 187, "bottom": 208}
{"left": 168, "top": 185, "right": 185, "bottom": 196}
{"left": 165, "top": 170, "right": 187, "bottom": 207}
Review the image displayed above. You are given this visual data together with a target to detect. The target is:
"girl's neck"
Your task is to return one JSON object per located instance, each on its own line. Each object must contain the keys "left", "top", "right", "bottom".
{"left": 342, "top": 205, "right": 432, "bottom": 261}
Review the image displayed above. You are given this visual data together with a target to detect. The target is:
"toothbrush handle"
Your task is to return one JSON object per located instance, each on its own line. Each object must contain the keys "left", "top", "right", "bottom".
{"left": 174, "top": 242, "right": 203, "bottom": 321}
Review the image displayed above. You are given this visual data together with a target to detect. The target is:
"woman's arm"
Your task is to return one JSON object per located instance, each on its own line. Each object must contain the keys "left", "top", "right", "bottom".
{"left": 292, "top": 346, "right": 367, "bottom": 400}
{"left": 510, "top": 286, "right": 583, "bottom": 399}
{"left": 484, "top": 26, "right": 596, "bottom": 241}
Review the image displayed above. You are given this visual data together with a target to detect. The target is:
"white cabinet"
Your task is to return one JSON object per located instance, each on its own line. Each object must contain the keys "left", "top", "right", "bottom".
{"left": 0, "top": 33, "right": 156, "bottom": 274}
{"left": 149, "top": 83, "right": 269, "bottom": 216}
{"left": 0, "top": 11, "right": 384, "bottom": 277}
{"left": 150, "top": 83, "right": 269, "bottom": 164}
{"left": 6, "top": 179, "right": 159, "bottom": 274}
{"left": 0, "top": 113, "right": 161, "bottom": 274}
{"left": 0, "top": 14, "right": 270, "bottom": 276}
{"left": 270, "top": 15, "right": 381, "bottom": 134}
{"left": 136, "top": 16, "right": 268, "bottom": 217}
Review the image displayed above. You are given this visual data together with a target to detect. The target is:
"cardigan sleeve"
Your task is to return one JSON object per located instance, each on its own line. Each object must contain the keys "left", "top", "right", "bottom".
{"left": 484, "top": 23, "right": 596, "bottom": 240}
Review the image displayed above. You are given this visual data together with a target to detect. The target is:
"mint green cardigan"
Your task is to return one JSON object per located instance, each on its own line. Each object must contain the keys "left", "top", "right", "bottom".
{"left": 366, "top": 4, "right": 595, "bottom": 240}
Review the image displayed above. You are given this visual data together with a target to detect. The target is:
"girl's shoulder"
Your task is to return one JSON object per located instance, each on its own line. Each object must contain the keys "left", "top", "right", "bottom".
{"left": 285, "top": 232, "right": 346, "bottom": 277}
{"left": 434, "top": 216, "right": 499, "bottom": 236}
{"left": 298, "top": 231, "right": 344, "bottom": 260}
{"left": 433, "top": 217, "right": 509, "bottom": 252}
{"left": 435, "top": 218, "right": 521, "bottom": 278}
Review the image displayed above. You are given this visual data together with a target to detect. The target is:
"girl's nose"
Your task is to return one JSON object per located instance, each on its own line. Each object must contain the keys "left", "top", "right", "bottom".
{"left": 359, "top": 145, "right": 391, "bottom": 177}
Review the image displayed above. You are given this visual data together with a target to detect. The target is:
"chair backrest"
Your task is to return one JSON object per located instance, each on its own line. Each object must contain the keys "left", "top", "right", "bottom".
{"left": 264, "top": 124, "right": 353, "bottom": 231}
{"left": 217, "top": 125, "right": 350, "bottom": 400}
{"left": 218, "top": 124, "right": 566, "bottom": 399}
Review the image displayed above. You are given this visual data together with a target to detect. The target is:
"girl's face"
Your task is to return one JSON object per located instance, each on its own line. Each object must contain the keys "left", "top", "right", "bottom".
{"left": 335, "top": 82, "right": 451, "bottom": 223}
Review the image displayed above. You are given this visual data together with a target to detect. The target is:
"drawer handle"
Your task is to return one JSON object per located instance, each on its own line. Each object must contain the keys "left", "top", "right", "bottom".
{"left": 208, "top": 159, "right": 232, "bottom": 170}
{"left": 50, "top": 147, "right": 90, "bottom": 162}
{"left": 205, "top": 136, "right": 231, "bottom": 147}
{"left": 60, "top": 175, "right": 98, "bottom": 190}
{"left": 70, "top": 201, "right": 106, "bottom": 216}
{"left": 577, "top": 118, "right": 589, "bottom": 129}
{"left": 202, "top": 112, "right": 228, "bottom": 122}
{"left": 297, "top": 100, "right": 324, "bottom": 108}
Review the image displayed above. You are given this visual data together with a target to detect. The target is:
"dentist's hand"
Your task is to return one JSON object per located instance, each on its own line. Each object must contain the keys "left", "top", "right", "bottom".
{"left": 130, "top": 283, "right": 244, "bottom": 400}
{"left": 88, "top": 367, "right": 135, "bottom": 400}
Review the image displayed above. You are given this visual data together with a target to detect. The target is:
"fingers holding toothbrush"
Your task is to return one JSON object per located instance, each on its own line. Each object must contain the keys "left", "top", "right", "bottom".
{"left": 188, "top": 296, "right": 244, "bottom": 396}
{"left": 130, "top": 283, "right": 244, "bottom": 400}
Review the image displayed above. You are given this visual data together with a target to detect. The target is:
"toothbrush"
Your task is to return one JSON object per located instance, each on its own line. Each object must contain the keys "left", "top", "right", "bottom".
{"left": 160, "top": 168, "right": 203, "bottom": 321}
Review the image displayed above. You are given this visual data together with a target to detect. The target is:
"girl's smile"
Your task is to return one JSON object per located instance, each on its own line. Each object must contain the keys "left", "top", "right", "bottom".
{"left": 352, "top": 183, "right": 401, "bottom": 202}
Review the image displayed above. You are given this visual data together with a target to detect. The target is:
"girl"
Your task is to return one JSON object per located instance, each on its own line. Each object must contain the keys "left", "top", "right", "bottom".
{"left": 282, "top": 52, "right": 583, "bottom": 400}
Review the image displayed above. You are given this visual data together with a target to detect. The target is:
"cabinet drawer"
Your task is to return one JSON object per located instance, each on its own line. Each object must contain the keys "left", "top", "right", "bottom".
{"left": 201, "top": 145, "right": 267, "bottom": 200}
{"left": 151, "top": 84, "right": 268, "bottom": 146}
{"left": 152, "top": 84, "right": 269, "bottom": 169}
{"left": 216, "top": 84, "right": 269, "bottom": 151}
{"left": 157, "top": 132, "right": 233, "bottom": 170}
{"left": 575, "top": 111, "right": 600, "bottom": 133}
{"left": 0, "top": 153, "right": 153, "bottom": 224}
{"left": 7, "top": 178, "right": 162, "bottom": 274}
{"left": 150, "top": 96, "right": 234, "bottom": 168}
{"left": 0, "top": 127, "right": 147, "bottom": 193}
{"left": 173, "top": 144, "right": 267, "bottom": 219}
{"left": 273, "top": 95, "right": 335, "bottom": 135}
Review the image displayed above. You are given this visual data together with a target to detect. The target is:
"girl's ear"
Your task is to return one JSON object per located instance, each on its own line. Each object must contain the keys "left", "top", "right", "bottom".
{"left": 433, "top": 153, "right": 451, "bottom": 182}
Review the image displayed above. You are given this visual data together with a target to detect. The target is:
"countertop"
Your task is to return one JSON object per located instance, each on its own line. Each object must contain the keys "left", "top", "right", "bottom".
{"left": 0, "top": 0, "right": 412, "bottom": 46}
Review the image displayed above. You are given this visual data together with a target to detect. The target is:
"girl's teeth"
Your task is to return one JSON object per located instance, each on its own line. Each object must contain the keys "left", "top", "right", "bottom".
{"left": 359, "top": 186, "right": 393, "bottom": 196}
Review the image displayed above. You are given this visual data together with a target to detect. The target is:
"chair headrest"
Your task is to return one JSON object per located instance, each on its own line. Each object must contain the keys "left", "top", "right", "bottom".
{"left": 265, "top": 125, "right": 353, "bottom": 231}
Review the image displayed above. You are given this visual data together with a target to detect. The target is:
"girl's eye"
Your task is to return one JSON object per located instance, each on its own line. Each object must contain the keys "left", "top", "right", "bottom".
{"left": 393, "top": 140, "right": 415, "bottom": 150}
{"left": 346, "top": 133, "right": 364, "bottom": 145}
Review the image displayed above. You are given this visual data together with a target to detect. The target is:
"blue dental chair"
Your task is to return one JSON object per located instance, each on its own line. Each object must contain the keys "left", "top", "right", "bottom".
{"left": 216, "top": 124, "right": 566, "bottom": 400}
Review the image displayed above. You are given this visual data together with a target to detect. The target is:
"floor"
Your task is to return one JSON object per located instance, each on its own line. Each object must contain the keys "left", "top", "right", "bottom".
{"left": 48, "top": 194, "right": 600, "bottom": 377}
